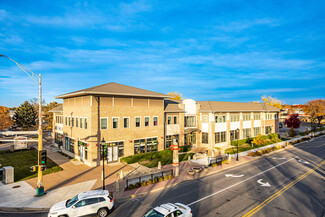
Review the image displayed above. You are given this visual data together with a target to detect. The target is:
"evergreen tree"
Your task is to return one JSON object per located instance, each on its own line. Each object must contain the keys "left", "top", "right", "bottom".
{"left": 14, "top": 101, "right": 37, "bottom": 130}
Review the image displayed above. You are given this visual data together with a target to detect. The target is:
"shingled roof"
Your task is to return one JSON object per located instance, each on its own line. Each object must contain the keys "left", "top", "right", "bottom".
{"left": 164, "top": 99, "right": 185, "bottom": 113}
{"left": 49, "top": 104, "right": 63, "bottom": 113}
{"left": 198, "top": 101, "right": 280, "bottom": 112}
{"left": 55, "top": 82, "right": 170, "bottom": 99}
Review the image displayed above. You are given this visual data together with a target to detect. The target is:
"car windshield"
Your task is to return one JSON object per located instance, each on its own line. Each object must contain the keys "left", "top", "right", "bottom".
{"left": 144, "top": 209, "right": 165, "bottom": 217}
{"left": 66, "top": 195, "right": 78, "bottom": 208}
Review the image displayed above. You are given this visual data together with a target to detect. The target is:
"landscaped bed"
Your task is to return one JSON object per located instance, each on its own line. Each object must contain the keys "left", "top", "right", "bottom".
{"left": 121, "top": 146, "right": 194, "bottom": 168}
{"left": 225, "top": 133, "right": 283, "bottom": 155}
{"left": 0, "top": 149, "right": 63, "bottom": 182}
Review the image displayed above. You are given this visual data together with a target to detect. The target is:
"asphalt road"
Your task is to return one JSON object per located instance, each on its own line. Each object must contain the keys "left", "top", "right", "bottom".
{"left": 1, "top": 135, "right": 324, "bottom": 217}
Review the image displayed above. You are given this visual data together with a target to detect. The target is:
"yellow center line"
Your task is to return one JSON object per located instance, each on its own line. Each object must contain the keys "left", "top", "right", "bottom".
{"left": 243, "top": 160, "right": 325, "bottom": 217}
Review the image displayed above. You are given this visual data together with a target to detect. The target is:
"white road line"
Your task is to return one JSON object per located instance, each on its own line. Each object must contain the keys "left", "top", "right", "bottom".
{"left": 187, "top": 157, "right": 295, "bottom": 206}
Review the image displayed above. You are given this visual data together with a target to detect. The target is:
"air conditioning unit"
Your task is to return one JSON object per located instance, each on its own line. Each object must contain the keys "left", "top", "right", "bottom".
{"left": 3, "top": 166, "right": 14, "bottom": 184}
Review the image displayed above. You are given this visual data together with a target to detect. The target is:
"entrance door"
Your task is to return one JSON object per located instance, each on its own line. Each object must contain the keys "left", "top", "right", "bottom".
{"left": 107, "top": 147, "right": 113, "bottom": 162}
{"left": 80, "top": 146, "right": 85, "bottom": 161}
{"left": 113, "top": 146, "right": 118, "bottom": 161}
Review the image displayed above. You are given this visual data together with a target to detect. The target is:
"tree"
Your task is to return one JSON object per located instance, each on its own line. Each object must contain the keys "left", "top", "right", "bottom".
{"left": 0, "top": 106, "right": 13, "bottom": 131}
{"left": 303, "top": 99, "right": 325, "bottom": 129}
{"left": 168, "top": 92, "right": 182, "bottom": 100}
{"left": 261, "top": 96, "right": 282, "bottom": 109}
{"left": 284, "top": 114, "right": 301, "bottom": 128}
{"left": 13, "top": 101, "right": 37, "bottom": 130}
{"left": 252, "top": 134, "right": 266, "bottom": 148}
{"left": 288, "top": 126, "right": 296, "bottom": 137}
{"left": 29, "top": 97, "right": 46, "bottom": 111}
{"left": 43, "top": 102, "right": 61, "bottom": 130}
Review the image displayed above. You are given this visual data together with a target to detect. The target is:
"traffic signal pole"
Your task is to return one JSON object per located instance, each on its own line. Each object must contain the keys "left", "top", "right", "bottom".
{"left": 37, "top": 74, "right": 44, "bottom": 196}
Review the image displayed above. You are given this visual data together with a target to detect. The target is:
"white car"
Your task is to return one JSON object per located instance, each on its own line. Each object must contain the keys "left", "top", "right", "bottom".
{"left": 144, "top": 203, "right": 192, "bottom": 217}
{"left": 48, "top": 190, "right": 114, "bottom": 217}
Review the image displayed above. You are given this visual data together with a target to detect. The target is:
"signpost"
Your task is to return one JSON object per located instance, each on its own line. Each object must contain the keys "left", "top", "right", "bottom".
{"left": 171, "top": 139, "right": 179, "bottom": 177}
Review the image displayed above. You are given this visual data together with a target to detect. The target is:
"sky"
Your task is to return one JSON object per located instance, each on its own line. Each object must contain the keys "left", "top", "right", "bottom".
{"left": 0, "top": 0, "right": 324, "bottom": 107}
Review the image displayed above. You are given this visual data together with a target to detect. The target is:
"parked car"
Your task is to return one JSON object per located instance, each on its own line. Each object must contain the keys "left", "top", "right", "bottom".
{"left": 144, "top": 203, "right": 192, "bottom": 217}
{"left": 48, "top": 190, "right": 114, "bottom": 217}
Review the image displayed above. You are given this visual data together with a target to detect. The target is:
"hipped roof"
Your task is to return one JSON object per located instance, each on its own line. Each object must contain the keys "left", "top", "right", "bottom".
{"left": 198, "top": 101, "right": 280, "bottom": 112}
{"left": 55, "top": 82, "right": 170, "bottom": 99}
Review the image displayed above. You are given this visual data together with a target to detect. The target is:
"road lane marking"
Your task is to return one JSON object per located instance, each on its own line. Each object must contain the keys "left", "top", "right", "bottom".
{"left": 187, "top": 158, "right": 295, "bottom": 206}
{"left": 243, "top": 160, "right": 325, "bottom": 217}
{"left": 257, "top": 179, "right": 271, "bottom": 187}
{"left": 225, "top": 174, "right": 244, "bottom": 178}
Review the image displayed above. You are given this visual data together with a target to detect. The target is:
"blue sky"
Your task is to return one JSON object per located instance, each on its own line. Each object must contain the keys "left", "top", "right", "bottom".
{"left": 0, "top": 0, "right": 324, "bottom": 107}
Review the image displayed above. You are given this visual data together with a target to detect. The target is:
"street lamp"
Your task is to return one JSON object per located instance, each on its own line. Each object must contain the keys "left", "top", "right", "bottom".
{"left": 0, "top": 54, "right": 44, "bottom": 195}
{"left": 100, "top": 138, "right": 106, "bottom": 190}
{"left": 236, "top": 128, "right": 239, "bottom": 161}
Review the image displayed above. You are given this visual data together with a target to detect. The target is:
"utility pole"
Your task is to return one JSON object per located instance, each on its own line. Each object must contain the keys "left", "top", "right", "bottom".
{"left": 0, "top": 55, "right": 44, "bottom": 196}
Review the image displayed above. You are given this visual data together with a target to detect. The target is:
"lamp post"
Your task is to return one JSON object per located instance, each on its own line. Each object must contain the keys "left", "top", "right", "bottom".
{"left": 100, "top": 138, "right": 106, "bottom": 190}
{"left": 236, "top": 128, "right": 239, "bottom": 161}
{"left": 0, "top": 55, "right": 44, "bottom": 196}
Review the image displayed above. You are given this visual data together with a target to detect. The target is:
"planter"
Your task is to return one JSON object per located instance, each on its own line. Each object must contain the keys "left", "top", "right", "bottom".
{"left": 192, "top": 167, "right": 202, "bottom": 173}
{"left": 203, "top": 166, "right": 209, "bottom": 172}
{"left": 187, "top": 170, "right": 195, "bottom": 176}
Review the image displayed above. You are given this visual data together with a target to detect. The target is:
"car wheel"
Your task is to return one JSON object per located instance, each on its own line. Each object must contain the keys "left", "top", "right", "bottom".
{"left": 97, "top": 208, "right": 109, "bottom": 217}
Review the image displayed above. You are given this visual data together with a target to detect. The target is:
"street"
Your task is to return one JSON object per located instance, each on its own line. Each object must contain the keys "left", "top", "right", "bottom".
{"left": 1, "top": 135, "right": 324, "bottom": 217}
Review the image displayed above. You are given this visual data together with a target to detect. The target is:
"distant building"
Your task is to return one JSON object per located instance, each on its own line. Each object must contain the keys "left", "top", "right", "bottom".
{"left": 50, "top": 82, "right": 280, "bottom": 167}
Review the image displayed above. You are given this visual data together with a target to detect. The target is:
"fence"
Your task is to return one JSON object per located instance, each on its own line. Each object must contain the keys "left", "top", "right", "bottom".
{"left": 125, "top": 169, "right": 173, "bottom": 189}
{"left": 208, "top": 155, "right": 228, "bottom": 166}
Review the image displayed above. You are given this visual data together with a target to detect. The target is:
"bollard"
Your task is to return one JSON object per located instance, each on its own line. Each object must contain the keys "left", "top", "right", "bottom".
{"left": 228, "top": 153, "right": 231, "bottom": 162}
{"left": 158, "top": 161, "right": 161, "bottom": 170}
{"left": 174, "top": 166, "right": 179, "bottom": 177}
{"left": 188, "top": 155, "right": 191, "bottom": 161}
{"left": 119, "top": 170, "right": 124, "bottom": 180}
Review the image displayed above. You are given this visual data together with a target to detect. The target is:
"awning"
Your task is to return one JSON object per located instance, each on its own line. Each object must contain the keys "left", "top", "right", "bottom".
{"left": 184, "top": 128, "right": 201, "bottom": 134}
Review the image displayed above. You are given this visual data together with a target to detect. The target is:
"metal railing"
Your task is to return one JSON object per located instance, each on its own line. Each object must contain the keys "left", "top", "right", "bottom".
{"left": 125, "top": 169, "right": 173, "bottom": 189}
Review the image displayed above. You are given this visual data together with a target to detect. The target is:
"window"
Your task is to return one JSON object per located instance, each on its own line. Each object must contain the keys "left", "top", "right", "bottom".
{"left": 113, "top": 118, "right": 118, "bottom": 129}
{"left": 184, "top": 116, "right": 196, "bottom": 127}
{"left": 101, "top": 118, "right": 107, "bottom": 129}
{"left": 254, "top": 114, "right": 260, "bottom": 120}
{"left": 167, "top": 116, "right": 171, "bottom": 125}
{"left": 266, "top": 126, "right": 272, "bottom": 134}
{"left": 76, "top": 117, "right": 78, "bottom": 128}
{"left": 243, "top": 114, "right": 251, "bottom": 121}
{"left": 146, "top": 138, "right": 157, "bottom": 152}
{"left": 68, "top": 117, "right": 71, "bottom": 126}
{"left": 75, "top": 200, "right": 87, "bottom": 208}
{"left": 84, "top": 118, "right": 88, "bottom": 129}
{"left": 166, "top": 135, "right": 179, "bottom": 148}
{"left": 124, "top": 118, "right": 129, "bottom": 128}
{"left": 86, "top": 198, "right": 99, "bottom": 205}
{"left": 80, "top": 118, "right": 83, "bottom": 128}
{"left": 254, "top": 127, "right": 261, "bottom": 136}
{"left": 72, "top": 117, "right": 74, "bottom": 127}
{"left": 230, "top": 130, "right": 239, "bottom": 140}
{"left": 173, "top": 116, "right": 178, "bottom": 124}
{"left": 134, "top": 139, "right": 145, "bottom": 154}
{"left": 173, "top": 210, "right": 183, "bottom": 217}
{"left": 215, "top": 115, "right": 226, "bottom": 123}
{"left": 65, "top": 117, "right": 67, "bottom": 125}
{"left": 243, "top": 128, "right": 251, "bottom": 138}
{"left": 135, "top": 117, "right": 140, "bottom": 127}
{"left": 202, "top": 132, "right": 208, "bottom": 144}
{"left": 230, "top": 114, "right": 239, "bottom": 122}
{"left": 203, "top": 115, "right": 208, "bottom": 123}
{"left": 215, "top": 132, "right": 226, "bottom": 143}
{"left": 153, "top": 117, "right": 158, "bottom": 126}
{"left": 145, "top": 117, "right": 149, "bottom": 127}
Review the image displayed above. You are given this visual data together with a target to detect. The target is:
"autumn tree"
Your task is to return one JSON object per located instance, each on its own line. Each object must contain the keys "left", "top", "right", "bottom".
{"left": 303, "top": 99, "right": 325, "bottom": 129}
{"left": 261, "top": 96, "right": 282, "bottom": 109}
{"left": 168, "top": 92, "right": 182, "bottom": 100}
{"left": 284, "top": 114, "right": 301, "bottom": 128}
{"left": 252, "top": 134, "right": 266, "bottom": 148}
{"left": 14, "top": 101, "right": 37, "bottom": 130}
{"left": 0, "top": 106, "right": 13, "bottom": 131}
{"left": 43, "top": 102, "right": 61, "bottom": 130}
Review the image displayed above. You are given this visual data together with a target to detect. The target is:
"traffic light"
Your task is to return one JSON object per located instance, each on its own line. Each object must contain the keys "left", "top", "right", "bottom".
{"left": 40, "top": 165, "right": 46, "bottom": 171}
{"left": 30, "top": 166, "right": 37, "bottom": 172}
{"left": 39, "top": 150, "right": 47, "bottom": 165}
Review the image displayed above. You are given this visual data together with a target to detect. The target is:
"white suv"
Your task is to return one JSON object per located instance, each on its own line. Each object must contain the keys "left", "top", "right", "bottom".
{"left": 144, "top": 203, "right": 192, "bottom": 217}
{"left": 48, "top": 190, "right": 114, "bottom": 217}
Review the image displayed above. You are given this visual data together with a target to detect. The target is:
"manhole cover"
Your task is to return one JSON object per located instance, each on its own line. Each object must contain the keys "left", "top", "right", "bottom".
{"left": 12, "top": 185, "right": 21, "bottom": 189}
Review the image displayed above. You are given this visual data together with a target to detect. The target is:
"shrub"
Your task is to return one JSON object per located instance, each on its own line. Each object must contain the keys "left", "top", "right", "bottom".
{"left": 154, "top": 177, "right": 159, "bottom": 183}
{"left": 141, "top": 181, "right": 147, "bottom": 187}
{"left": 288, "top": 127, "right": 297, "bottom": 137}
{"left": 164, "top": 175, "right": 169, "bottom": 181}
{"left": 135, "top": 182, "right": 141, "bottom": 188}
{"left": 245, "top": 137, "right": 253, "bottom": 144}
{"left": 179, "top": 146, "right": 191, "bottom": 152}
{"left": 159, "top": 177, "right": 164, "bottom": 182}
{"left": 127, "top": 184, "right": 134, "bottom": 190}
{"left": 168, "top": 174, "right": 173, "bottom": 180}
{"left": 147, "top": 179, "right": 153, "bottom": 185}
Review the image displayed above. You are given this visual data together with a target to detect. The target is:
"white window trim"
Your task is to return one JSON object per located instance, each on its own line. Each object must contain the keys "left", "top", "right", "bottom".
{"left": 135, "top": 116, "right": 141, "bottom": 127}
{"left": 100, "top": 117, "right": 108, "bottom": 129}
{"left": 153, "top": 116, "right": 158, "bottom": 126}
{"left": 123, "top": 117, "right": 130, "bottom": 128}
{"left": 112, "top": 117, "right": 119, "bottom": 129}
{"left": 144, "top": 116, "right": 150, "bottom": 127}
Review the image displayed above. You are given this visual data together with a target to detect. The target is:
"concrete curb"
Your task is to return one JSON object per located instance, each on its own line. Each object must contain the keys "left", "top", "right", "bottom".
{"left": 0, "top": 207, "right": 49, "bottom": 213}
